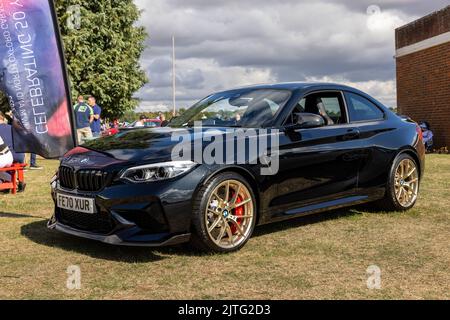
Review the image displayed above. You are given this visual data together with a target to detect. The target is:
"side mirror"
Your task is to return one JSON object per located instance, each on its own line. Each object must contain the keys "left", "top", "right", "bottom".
{"left": 292, "top": 113, "right": 325, "bottom": 129}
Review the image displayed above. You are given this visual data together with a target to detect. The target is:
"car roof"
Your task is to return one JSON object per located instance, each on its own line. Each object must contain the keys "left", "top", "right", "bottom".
{"left": 213, "top": 81, "right": 391, "bottom": 112}
{"left": 217, "top": 82, "right": 361, "bottom": 93}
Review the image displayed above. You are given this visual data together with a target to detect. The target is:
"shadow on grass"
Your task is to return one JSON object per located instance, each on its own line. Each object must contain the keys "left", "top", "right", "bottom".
{"left": 21, "top": 220, "right": 168, "bottom": 263}
{"left": 0, "top": 212, "right": 42, "bottom": 219}
{"left": 20, "top": 205, "right": 375, "bottom": 260}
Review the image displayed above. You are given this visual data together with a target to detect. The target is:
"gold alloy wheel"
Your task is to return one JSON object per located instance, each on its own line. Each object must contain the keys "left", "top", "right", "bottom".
{"left": 205, "top": 180, "right": 255, "bottom": 249}
{"left": 394, "top": 158, "right": 419, "bottom": 208}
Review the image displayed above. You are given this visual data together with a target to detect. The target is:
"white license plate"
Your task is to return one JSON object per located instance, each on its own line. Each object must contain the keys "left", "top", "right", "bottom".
{"left": 57, "top": 194, "right": 96, "bottom": 214}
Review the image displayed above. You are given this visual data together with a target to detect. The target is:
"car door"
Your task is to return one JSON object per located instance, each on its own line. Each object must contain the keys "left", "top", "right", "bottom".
{"left": 270, "top": 91, "right": 364, "bottom": 219}
{"left": 343, "top": 91, "right": 397, "bottom": 200}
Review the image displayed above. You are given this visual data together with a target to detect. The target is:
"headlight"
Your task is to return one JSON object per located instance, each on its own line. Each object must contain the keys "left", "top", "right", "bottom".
{"left": 119, "top": 161, "right": 196, "bottom": 183}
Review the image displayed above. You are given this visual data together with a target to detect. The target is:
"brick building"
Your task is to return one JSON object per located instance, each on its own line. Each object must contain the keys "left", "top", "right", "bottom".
{"left": 396, "top": 5, "right": 450, "bottom": 148}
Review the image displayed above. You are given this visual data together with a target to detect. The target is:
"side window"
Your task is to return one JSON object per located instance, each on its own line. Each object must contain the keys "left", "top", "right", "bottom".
{"left": 285, "top": 92, "right": 347, "bottom": 126}
{"left": 347, "top": 93, "right": 384, "bottom": 122}
{"left": 320, "top": 97, "right": 342, "bottom": 124}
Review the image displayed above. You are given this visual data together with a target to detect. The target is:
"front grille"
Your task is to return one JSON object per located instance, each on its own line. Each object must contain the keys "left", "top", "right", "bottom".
{"left": 59, "top": 166, "right": 109, "bottom": 192}
{"left": 58, "top": 209, "right": 115, "bottom": 234}
{"left": 76, "top": 170, "right": 109, "bottom": 192}
{"left": 59, "top": 166, "right": 76, "bottom": 190}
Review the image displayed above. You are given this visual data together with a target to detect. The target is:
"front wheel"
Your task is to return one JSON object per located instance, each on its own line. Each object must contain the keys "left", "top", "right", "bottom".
{"left": 377, "top": 153, "right": 420, "bottom": 212}
{"left": 190, "top": 173, "right": 257, "bottom": 253}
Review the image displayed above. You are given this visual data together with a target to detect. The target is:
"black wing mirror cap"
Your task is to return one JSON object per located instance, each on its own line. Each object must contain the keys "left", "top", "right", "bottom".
{"left": 285, "top": 113, "right": 325, "bottom": 130}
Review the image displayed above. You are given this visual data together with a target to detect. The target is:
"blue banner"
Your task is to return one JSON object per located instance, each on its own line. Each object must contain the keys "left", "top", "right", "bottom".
{"left": 0, "top": 0, "right": 75, "bottom": 158}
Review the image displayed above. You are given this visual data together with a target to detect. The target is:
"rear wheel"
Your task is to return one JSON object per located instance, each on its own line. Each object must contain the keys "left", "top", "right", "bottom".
{"left": 377, "top": 153, "right": 420, "bottom": 212}
{"left": 190, "top": 172, "right": 256, "bottom": 253}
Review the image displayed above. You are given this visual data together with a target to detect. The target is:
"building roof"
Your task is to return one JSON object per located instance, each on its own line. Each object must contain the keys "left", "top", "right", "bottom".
{"left": 396, "top": 5, "right": 450, "bottom": 49}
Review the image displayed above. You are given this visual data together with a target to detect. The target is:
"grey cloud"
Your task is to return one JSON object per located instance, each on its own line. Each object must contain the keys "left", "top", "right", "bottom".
{"left": 149, "top": 58, "right": 172, "bottom": 73}
{"left": 179, "top": 69, "right": 205, "bottom": 89}
{"left": 134, "top": 0, "right": 447, "bottom": 108}
{"left": 166, "top": 0, "right": 449, "bottom": 17}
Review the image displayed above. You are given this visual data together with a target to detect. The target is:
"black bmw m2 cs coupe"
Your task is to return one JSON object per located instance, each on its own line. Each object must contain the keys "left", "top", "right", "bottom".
{"left": 49, "top": 83, "right": 425, "bottom": 253}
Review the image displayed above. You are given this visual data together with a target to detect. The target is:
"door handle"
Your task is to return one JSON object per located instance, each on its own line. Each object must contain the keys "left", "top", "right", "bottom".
{"left": 343, "top": 129, "right": 360, "bottom": 141}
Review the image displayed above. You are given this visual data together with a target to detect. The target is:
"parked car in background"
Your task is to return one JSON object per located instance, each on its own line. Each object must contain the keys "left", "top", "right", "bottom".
{"left": 102, "top": 127, "right": 119, "bottom": 137}
{"left": 102, "top": 119, "right": 162, "bottom": 137}
{"left": 122, "top": 119, "right": 162, "bottom": 131}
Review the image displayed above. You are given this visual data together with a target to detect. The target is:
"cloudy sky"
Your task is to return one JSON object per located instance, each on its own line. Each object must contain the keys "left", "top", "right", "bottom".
{"left": 133, "top": 0, "right": 448, "bottom": 111}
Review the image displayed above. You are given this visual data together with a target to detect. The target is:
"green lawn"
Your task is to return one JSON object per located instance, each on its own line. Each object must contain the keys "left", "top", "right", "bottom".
{"left": 0, "top": 155, "right": 449, "bottom": 299}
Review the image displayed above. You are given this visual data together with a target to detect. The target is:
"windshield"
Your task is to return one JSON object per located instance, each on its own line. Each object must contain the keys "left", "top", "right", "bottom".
{"left": 170, "top": 89, "right": 292, "bottom": 128}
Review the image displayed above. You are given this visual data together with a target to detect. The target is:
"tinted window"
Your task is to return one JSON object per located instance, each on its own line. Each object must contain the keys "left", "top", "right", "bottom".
{"left": 321, "top": 97, "right": 342, "bottom": 122}
{"left": 291, "top": 93, "right": 346, "bottom": 126}
{"left": 347, "top": 93, "right": 384, "bottom": 122}
{"left": 285, "top": 92, "right": 347, "bottom": 126}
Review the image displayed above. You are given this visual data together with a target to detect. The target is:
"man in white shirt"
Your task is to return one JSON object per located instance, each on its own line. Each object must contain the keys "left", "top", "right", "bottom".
{"left": 135, "top": 115, "right": 147, "bottom": 127}
{"left": 0, "top": 135, "right": 14, "bottom": 186}
{"left": 0, "top": 135, "right": 13, "bottom": 169}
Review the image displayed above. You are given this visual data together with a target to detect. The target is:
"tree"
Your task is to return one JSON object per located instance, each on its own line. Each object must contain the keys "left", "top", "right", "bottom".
{"left": 55, "top": 0, "right": 148, "bottom": 118}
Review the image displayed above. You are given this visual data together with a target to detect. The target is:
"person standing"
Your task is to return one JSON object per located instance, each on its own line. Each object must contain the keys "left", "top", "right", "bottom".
{"left": 160, "top": 114, "right": 169, "bottom": 127}
{"left": 74, "top": 95, "right": 94, "bottom": 144}
{"left": 29, "top": 154, "right": 43, "bottom": 170}
{"left": 88, "top": 96, "right": 102, "bottom": 137}
{"left": 135, "top": 115, "right": 147, "bottom": 127}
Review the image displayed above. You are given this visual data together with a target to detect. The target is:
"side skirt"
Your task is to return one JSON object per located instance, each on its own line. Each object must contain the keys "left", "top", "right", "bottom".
{"left": 285, "top": 196, "right": 369, "bottom": 216}
{"left": 261, "top": 195, "right": 373, "bottom": 225}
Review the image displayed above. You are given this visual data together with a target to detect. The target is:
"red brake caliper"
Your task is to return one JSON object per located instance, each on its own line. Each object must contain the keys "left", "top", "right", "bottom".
{"left": 231, "top": 195, "right": 244, "bottom": 234}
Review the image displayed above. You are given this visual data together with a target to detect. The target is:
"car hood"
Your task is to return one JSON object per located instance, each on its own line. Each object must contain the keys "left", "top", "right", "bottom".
{"left": 61, "top": 146, "right": 127, "bottom": 170}
{"left": 77, "top": 127, "right": 258, "bottom": 164}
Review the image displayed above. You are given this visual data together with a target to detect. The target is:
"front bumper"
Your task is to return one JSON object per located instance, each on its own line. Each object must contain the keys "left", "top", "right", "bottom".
{"left": 47, "top": 220, "right": 191, "bottom": 247}
{"left": 48, "top": 166, "right": 209, "bottom": 247}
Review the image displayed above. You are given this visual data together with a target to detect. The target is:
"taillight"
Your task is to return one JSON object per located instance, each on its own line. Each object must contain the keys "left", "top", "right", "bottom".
{"left": 416, "top": 125, "right": 423, "bottom": 141}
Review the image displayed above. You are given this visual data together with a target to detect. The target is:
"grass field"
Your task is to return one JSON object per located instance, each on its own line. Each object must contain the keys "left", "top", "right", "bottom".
{"left": 0, "top": 155, "right": 449, "bottom": 300}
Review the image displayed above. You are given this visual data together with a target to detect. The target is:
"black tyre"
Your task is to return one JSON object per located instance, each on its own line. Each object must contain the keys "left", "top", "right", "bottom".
{"left": 376, "top": 153, "right": 420, "bottom": 212}
{"left": 190, "top": 172, "right": 257, "bottom": 253}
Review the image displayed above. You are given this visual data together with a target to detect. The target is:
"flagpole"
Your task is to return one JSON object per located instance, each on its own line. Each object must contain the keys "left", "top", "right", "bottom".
{"left": 172, "top": 35, "right": 176, "bottom": 117}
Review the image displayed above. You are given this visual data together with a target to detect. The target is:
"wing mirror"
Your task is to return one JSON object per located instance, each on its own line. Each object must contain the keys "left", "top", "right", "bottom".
{"left": 286, "top": 113, "right": 325, "bottom": 130}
